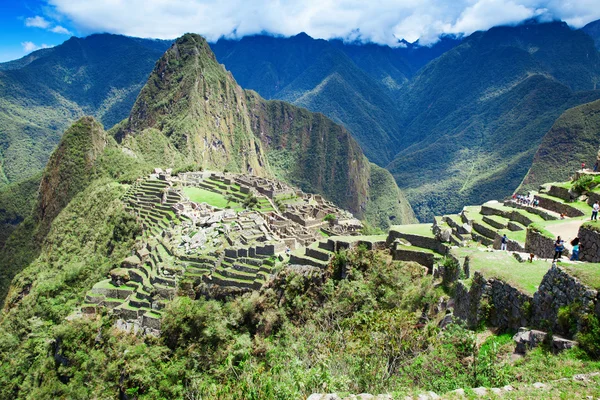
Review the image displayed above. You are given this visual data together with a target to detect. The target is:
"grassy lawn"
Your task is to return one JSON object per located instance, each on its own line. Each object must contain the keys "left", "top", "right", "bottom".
{"left": 498, "top": 228, "right": 526, "bottom": 244}
{"left": 389, "top": 223, "right": 434, "bottom": 238}
{"left": 558, "top": 261, "right": 600, "bottom": 290}
{"left": 451, "top": 247, "right": 551, "bottom": 295}
{"left": 183, "top": 187, "right": 241, "bottom": 209}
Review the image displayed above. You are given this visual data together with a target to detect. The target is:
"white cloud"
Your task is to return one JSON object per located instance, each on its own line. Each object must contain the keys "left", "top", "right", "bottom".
{"left": 25, "top": 16, "right": 51, "bottom": 29}
{"left": 51, "top": 25, "right": 72, "bottom": 35}
{"left": 45, "top": 0, "right": 600, "bottom": 46}
{"left": 21, "top": 42, "right": 51, "bottom": 53}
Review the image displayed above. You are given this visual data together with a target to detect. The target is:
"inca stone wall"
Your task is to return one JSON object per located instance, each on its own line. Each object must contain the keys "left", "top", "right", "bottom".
{"left": 454, "top": 272, "right": 532, "bottom": 331}
{"left": 525, "top": 228, "right": 560, "bottom": 259}
{"left": 579, "top": 224, "right": 600, "bottom": 262}
{"left": 532, "top": 265, "right": 600, "bottom": 336}
{"left": 453, "top": 262, "right": 598, "bottom": 336}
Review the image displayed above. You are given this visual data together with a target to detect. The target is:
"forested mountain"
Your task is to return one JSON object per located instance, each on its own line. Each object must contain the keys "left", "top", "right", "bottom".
{"left": 387, "top": 21, "right": 600, "bottom": 220}
{"left": 0, "top": 34, "right": 172, "bottom": 185}
{"left": 582, "top": 19, "right": 600, "bottom": 50}
{"left": 520, "top": 98, "right": 600, "bottom": 189}
{"left": 211, "top": 34, "right": 461, "bottom": 165}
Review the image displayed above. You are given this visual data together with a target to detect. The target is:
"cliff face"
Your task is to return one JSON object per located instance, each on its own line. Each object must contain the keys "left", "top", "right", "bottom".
{"left": 123, "top": 34, "right": 268, "bottom": 175}
{"left": 246, "top": 93, "right": 415, "bottom": 225}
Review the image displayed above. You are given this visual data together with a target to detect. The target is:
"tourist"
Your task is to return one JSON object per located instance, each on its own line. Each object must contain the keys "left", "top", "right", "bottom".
{"left": 595, "top": 161, "right": 599, "bottom": 172}
{"left": 553, "top": 236, "right": 565, "bottom": 261}
{"left": 582, "top": 162, "right": 586, "bottom": 170}
{"left": 560, "top": 212, "right": 565, "bottom": 220}
{"left": 592, "top": 201, "right": 599, "bottom": 221}
{"left": 570, "top": 238, "right": 580, "bottom": 261}
{"left": 500, "top": 234, "right": 508, "bottom": 251}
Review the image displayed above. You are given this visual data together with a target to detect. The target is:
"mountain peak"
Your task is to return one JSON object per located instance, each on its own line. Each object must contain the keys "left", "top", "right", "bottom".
{"left": 123, "top": 33, "right": 268, "bottom": 175}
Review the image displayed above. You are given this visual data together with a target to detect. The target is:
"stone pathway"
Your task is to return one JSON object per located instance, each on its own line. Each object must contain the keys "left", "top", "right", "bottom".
{"left": 545, "top": 219, "right": 586, "bottom": 251}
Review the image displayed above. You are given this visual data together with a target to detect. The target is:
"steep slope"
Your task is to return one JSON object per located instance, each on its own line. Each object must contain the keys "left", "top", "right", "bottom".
{"left": 388, "top": 21, "right": 600, "bottom": 221}
{"left": 120, "top": 34, "right": 268, "bottom": 175}
{"left": 115, "top": 33, "right": 414, "bottom": 224}
{"left": 0, "top": 34, "right": 171, "bottom": 184}
{"left": 520, "top": 99, "right": 600, "bottom": 189}
{"left": 582, "top": 19, "right": 600, "bottom": 50}
{"left": 246, "top": 93, "right": 415, "bottom": 224}
{"left": 211, "top": 34, "right": 459, "bottom": 165}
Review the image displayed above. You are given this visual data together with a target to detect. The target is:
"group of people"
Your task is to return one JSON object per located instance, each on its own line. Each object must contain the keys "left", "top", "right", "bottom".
{"left": 552, "top": 236, "right": 580, "bottom": 262}
{"left": 512, "top": 193, "right": 539, "bottom": 207}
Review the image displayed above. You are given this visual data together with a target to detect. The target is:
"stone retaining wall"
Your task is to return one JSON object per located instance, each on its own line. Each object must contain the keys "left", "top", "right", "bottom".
{"left": 547, "top": 185, "right": 572, "bottom": 201}
{"left": 525, "top": 228, "right": 565, "bottom": 259}
{"left": 386, "top": 231, "right": 448, "bottom": 255}
{"left": 492, "top": 233, "right": 525, "bottom": 252}
{"left": 452, "top": 259, "right": 599, "bottom": 338}
{"left": 532, "top": 265, "right": 599, "bottom": 336}
{"left": 535, "top": 196, "right": 584, "bottom": 218}
{"left": 391, "top": 248, "right": 435, "bottom": 271}
{"left": 454, "top": 272, "right": 532, "bottom": 330}
{"left": 579, "top": 224, "right": 600, "bottom": 262}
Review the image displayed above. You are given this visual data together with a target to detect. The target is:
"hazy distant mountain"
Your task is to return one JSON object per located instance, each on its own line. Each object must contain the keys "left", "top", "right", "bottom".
{"left": 211, "top": 34, "right": 461, "bottom": 165}
{"left": 582, "top": 19, "right": 600, "bottom": 50}
{"left": 387, "top": 21, "right": 600, "bottom": 220}
{"left": 0, "top": 34, "right": 172, "bottom": 185}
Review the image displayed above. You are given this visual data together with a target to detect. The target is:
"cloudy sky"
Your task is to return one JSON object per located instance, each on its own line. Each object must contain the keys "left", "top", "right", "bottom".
{"left": 1, "top": 0, "right": 599, "bottom": 62}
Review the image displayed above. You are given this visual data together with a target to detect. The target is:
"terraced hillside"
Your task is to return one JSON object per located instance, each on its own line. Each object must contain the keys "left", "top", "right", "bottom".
{"left": 81, "top": 169, "right": 363, "bottom": 333}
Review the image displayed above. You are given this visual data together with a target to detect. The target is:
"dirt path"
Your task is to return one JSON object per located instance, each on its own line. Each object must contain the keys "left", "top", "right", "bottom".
{"left": 545, "top": 219, "right": 586, "bottom": 250}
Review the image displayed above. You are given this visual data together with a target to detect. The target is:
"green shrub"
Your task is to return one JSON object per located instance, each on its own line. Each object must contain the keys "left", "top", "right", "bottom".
{"left": 573, "top": 175, "right": 594, "bottom": 193}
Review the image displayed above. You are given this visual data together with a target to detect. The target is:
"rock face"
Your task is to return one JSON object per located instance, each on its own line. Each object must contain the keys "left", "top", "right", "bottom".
{"left": 513, "top": 328, "right": 577, "bottom": 353}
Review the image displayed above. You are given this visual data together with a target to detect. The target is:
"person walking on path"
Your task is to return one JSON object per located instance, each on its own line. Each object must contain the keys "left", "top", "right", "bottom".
{"left": 501, "top": 234, "right": 508, "bottom": 251}
{"left": 594, "top": 161, "right": 598, "bottom": 172}
{"left": 570, "top": 238, "right": 580, "bottom": 261}
{"left": 593, "top": 201, "right": 599, "bottom": 221}
{"left": 553, "top": 236, "right": 565, "bottom": 261}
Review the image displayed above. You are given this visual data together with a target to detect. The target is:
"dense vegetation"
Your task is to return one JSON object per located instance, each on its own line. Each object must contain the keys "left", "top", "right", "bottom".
{"left": 2, "top": 239, "right": 599, "bottom": 398}
{"left": 520, "top": 99, "right": 600, "bottom": 191}
{"left": 0, "top": 34, "right": 171, "bottom": 185}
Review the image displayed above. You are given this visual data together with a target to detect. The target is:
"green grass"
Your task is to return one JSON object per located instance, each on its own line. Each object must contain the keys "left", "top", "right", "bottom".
{"left": 183, "top": 187, "right": 240, "bottom": 209}
{"left": 389, "top": 223, "right": 434, "bottom": 238}
{"left": 452, "top": 247, "right": 551, "bottom": 295}
{"left": 498, "top": 228, "right": 526, "bottom": 244}
{"left": 558, "top": 261, "right": 600, "bottom": 290}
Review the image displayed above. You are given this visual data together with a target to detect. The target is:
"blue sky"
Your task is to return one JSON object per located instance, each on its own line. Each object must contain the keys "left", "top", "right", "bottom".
{"left": 1, "top": 0, "right": 600, "bottom": 63}
{"left": 0, "top": 1, "right": 75, "bottom": 62}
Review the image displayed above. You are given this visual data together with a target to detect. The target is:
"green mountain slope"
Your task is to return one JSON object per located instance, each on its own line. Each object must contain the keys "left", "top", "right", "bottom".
{"left": 0, "top": 34, "right": 171, "bottom": 185}
{"left": 211, "top": 34, "right": 460, "bottom": 165}
{"left": 0, "top": 33, "right": 415, "bottom": 308}
{"left": 388, "top": 21, "right": 600, "bottom": 221}
{"left": 113, "top": 33, "right": 414, "bottom": 224}
{"left": 582, "top": 19, "right": 600, "bottom": 50}
{"left": 520, "top": 99, "right": 600, "bottom": 189}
